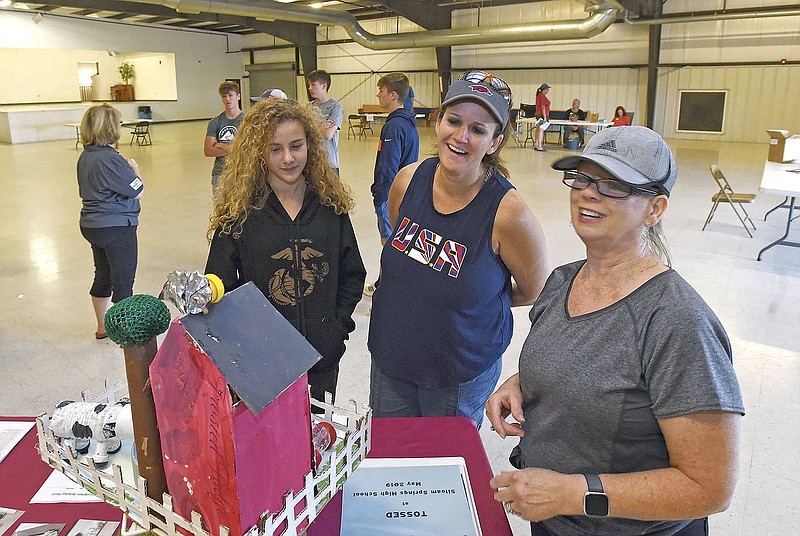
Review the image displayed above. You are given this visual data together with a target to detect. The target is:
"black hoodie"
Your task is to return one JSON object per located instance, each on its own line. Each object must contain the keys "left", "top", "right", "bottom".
{"left": 206, "top": 187, "right": 366, "bottom": 371}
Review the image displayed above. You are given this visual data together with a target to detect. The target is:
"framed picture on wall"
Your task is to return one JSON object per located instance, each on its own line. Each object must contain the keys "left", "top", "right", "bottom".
{"left": 677, "top": 90, "right": 727, "bottom": 134}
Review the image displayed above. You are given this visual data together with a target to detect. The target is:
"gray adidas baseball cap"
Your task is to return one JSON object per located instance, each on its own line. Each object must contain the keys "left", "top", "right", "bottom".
{"left": 552, "top": 126, "right": 677, "bottom": 196}
{"left": 441, "top": 79, "right": 510, "bottom": 128}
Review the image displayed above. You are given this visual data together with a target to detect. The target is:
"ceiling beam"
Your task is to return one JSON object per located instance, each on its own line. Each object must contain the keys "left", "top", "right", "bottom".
{"left": 372, "top": 0, "right": 452, "bottom": 30}
{"left": 248, "top": 18, "right": 317, "bottom": 73}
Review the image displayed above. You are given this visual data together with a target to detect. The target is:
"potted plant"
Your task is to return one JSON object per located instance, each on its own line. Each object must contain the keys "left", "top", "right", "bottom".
{"left": 118, "top": 61, "right": 135, "bottom": 85}
{"left": 114, "top": 61, "right": 135, "bottom": 101}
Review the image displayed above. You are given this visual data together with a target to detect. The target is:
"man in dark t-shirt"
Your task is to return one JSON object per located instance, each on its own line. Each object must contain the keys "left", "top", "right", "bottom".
{"left": 566, "top": 98, "right": 587, "bottom": 146}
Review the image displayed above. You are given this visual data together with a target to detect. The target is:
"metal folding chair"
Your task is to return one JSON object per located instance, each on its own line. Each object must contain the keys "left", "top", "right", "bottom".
{"left": 347, "top": 114, "right": 364, "bottom": 140}
{"left": 129, "top": 122, "right": 151, "bottom": 146}
{"left": 702, "top": 164, "right": 757, "bottom": 237}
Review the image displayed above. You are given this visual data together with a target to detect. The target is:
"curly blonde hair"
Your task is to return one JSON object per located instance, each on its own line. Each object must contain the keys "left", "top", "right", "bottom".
{"left": 208, "top": 99, "right": 354, "bottom": 240}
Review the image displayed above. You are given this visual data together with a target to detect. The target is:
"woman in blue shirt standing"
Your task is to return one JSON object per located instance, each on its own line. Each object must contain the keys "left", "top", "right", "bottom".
{"left": 368, "top": 71, "right": 550, "bottom": 428}
{"left": 77, "top": 104, "right": 144, "bottom": 339}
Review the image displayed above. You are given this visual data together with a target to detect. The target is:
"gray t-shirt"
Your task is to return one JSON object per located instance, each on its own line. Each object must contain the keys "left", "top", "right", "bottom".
{"left": 77, "top": 144, "right": 142, "bottom": 228}
{"left": 518, "top": 261, "right": 744, "bottom": 536}
{"left": 206, "top": 111, "right": 244, "bottom": 178}
{"left": 313, "top": 98, "right": 343, "bottom": 169}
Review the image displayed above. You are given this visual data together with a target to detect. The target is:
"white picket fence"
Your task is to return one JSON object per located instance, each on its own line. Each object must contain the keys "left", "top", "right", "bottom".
{"left": 36, "top": 378, "right": 372, "bottom": 536}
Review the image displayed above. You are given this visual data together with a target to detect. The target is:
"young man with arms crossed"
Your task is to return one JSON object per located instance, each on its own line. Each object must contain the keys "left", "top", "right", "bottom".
{"left": 306, "top": 70, "right": 344, "bottom": 174}
{"left": 365, "top": 72, "right": 420, "bottom": 296}
{"left": 204, "top": 81, "right": 244, "bottom": 190}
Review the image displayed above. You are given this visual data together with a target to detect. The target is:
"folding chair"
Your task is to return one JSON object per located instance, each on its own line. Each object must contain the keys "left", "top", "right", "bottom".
{"left": 702, "top": 164, "right": 757, "bottom": 237}
{"left": 129, "top": 122, "right": 151, "bottom": 146}
{"left": 347, "top": 114, "right": 364, "bottom": 140}
{"left": 509, "top": 108, "right": 523, "bottom": 147}
{"left": 360, "top": 115, "right": 374, "bottom": 137}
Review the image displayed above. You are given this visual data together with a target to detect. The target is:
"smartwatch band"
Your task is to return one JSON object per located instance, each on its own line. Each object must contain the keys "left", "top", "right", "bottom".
{"left": 584, "top": 473, "right": 604, "bottom": 493}
{"left": 583, "top": 473, "right": 609, "bottom": 517}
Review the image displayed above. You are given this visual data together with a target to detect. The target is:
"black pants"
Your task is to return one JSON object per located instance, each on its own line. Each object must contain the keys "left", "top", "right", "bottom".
{"left": 530, "top": 517, "right": 708, "bottom": 536}
{"left": 80, "top": 225, "right": 138, "bottom": 303}
{"left": 308, "top": 363, "right": 339, "bottom": 412}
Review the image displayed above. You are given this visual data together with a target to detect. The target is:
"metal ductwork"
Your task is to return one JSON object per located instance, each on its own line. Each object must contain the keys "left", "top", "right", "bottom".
{"left": 624, "top": 5, "right": 800, "bottom": 25}
{"left": 125, "top": 0, "right": 618, "bottom": 50}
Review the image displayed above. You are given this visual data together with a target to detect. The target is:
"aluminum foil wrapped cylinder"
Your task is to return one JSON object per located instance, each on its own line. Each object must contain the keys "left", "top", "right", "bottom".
{"left": 161, "top": 270, "right": 224, "bottom": 315}
{"left": 105, "top": 294, "right": 171, "bottom": 503}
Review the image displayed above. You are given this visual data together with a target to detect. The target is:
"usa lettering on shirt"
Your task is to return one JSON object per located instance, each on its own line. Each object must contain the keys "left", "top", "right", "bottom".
{"left": 391, "top": 216, "right": 467, "bottom": 278}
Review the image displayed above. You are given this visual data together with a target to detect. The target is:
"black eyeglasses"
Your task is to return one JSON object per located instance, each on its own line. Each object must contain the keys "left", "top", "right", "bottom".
{"left": 459, "top": 70, "right": 513, "bottom": 108}
{"left": 562, "top": 170, "right": 659, "bottom": 199}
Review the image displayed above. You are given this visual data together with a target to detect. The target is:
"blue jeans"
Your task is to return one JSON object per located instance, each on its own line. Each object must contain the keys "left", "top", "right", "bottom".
{"left": 369, "top": 358, "right": 502, "bottom": 428}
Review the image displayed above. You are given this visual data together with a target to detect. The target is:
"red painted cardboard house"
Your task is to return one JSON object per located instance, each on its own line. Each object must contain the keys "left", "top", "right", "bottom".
{"left": 149, "top": 282, "right": 322, "bottom": 536}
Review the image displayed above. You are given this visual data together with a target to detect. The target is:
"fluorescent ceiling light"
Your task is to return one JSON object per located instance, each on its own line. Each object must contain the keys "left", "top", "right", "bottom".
{"left": 0, "top": 0, "right": 13, "bottom": 7}
{"left": 13, "top": 3, "right": 31, "bottom": 9}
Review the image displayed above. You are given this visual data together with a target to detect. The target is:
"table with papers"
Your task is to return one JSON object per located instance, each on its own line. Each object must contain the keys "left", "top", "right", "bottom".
{"left": 0, "top": 418, "right": 121, "bottom": 536}
{"left": 1, "top": 416, "right": 511, "bottom": 536}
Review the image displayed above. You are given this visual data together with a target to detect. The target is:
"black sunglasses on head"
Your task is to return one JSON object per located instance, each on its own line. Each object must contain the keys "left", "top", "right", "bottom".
{"left": 562, "top": 170, "right": 660, "bottom": 198}
{"left": 458, "top": 70, "right": 513, "bottom": 108}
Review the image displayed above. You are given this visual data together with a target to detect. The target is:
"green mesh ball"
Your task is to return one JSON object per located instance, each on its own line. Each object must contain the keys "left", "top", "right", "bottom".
{"left": 105, "top": 294, "right": 171, "bottom": 347}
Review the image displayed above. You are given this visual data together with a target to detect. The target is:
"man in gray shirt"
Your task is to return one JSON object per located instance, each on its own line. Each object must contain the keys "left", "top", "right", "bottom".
{"left": 204, "top": 81, "right": 244, "bottom": 190}
{"left": 306, "top": 70, "right": 344, "bottom": 173}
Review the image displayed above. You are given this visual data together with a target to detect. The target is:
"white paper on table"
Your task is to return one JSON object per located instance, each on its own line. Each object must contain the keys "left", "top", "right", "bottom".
{"left": 0, "top": 421, "right": 35, "bottom": 464}
{"left": 0, "top": 507, "right": 26, "bottom": 534}
{"left": 66, "top": 519, "right": 120, "bottom": 536}
{"left": 29, "top": 470, "right": 103, "bottom": 504}
{"left": 12, "top": 522, "right": 66, "bottom": 536}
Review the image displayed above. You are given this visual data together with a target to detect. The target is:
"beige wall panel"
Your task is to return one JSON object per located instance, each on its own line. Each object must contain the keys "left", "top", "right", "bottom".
{"left": 295, "top": 72, "right": 439, "bottom": 117}
{"left": 451, "top": 3, "right": 649, "bottom": 69}
{"left": 252, "top": 49, "right": 295, "bottom": 65}
{"left": 655, "top": 65, "right": 800, "bottom": 143}
{"left": 486, "top": 67, "right": 644, "bottom": 123}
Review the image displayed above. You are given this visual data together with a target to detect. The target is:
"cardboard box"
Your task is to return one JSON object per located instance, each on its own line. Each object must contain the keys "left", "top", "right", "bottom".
{"left": 767, "top": 130, "right": 800, "bottom": 162}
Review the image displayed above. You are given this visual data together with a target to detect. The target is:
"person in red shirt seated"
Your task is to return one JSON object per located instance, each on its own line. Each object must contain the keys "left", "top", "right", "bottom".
{"left": 612, "top": 105, "right": 631, "bottom": 127}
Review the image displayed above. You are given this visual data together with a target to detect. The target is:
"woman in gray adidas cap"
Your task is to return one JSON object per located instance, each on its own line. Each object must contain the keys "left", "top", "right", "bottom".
{"left": 487, "top": 126, "right": 744, "bottom": 535}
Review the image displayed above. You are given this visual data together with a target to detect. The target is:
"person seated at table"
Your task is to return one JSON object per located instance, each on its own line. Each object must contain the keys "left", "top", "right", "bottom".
{"left": 368, "top": 70, "right": 550, "bottom": 429}
{"left": 612, "top": 105, "right": 631, "bottom": 127}
{"left": 486, "top": 126, "right": 744, "bottom": 536}
{"left": 566, "top": 98, "right": 587, "bottom": 146}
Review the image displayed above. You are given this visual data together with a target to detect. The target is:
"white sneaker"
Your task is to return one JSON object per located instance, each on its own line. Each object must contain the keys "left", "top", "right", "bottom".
{"left": 364, "top": 283, "right": 376, "bottom": 297}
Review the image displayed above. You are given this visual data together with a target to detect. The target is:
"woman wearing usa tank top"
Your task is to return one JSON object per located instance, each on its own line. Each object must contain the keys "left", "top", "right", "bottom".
{"left": 367, "top": 71, "right": 550, "bottom": 428}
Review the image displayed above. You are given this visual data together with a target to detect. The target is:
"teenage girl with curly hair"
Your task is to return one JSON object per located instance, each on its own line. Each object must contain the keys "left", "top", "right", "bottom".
{"left": 206, "top": 98, "right": 366, "bottom": 403}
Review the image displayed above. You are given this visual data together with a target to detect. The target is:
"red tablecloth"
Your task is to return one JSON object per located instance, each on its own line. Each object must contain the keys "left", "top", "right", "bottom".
{"left": 0, "top": 417, "right": 121, "bottom": 535}
{"left": 1, "top": 416, "right": 511, "bottom": 535}
{"left": 308, "top": 416, "right": 512, "bottom": 535}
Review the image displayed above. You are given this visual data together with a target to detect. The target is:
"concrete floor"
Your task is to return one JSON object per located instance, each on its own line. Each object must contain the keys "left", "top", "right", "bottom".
{"left": 1, "top": 121, "right": 798, "bottom": 534}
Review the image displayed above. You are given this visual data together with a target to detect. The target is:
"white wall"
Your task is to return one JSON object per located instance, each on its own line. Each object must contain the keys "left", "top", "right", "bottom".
{"left": 125, "top": 52, "right": 179, "bottom": 101}
{"left": 0, "top": 10, "right": 246, "bottom": 121}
